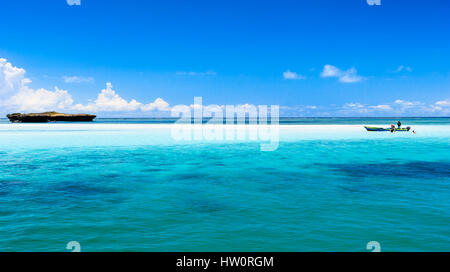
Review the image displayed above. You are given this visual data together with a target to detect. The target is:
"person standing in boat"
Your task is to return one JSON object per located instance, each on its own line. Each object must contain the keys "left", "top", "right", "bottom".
{"left": 397, "top": 121, "right": 402, "bottom": 128}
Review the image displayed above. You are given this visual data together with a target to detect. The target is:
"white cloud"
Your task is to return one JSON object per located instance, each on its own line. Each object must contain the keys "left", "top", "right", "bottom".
{"left": 394, "top": 99, "right": 422, "bottom": 109}
{"left": 343, "top": 102, "right": 365, "bottom": 109}
{"left": 369, "top": 104, "right": 392, "bottom": 110}
{"left": 66, "top": 0, "right": 81, "bottom": 6}
{"left": 341, "top": 102, "right": 369, "bottom": 114}
{"left": 72, "top": 83, "right": 171, "bottom": 112}
{"left": 338, "top": 68, "right": 364, "bottom": 83}
{"left": 283, "top": 70, "right": 306, "bottom": 80}
{"left": 1, "top": 58, "right": 448, "bottom": 117}
{"left": 1, "top": 58, "right": 75, "bottom": 112}
{"left": 141, "top": 98, "right": 170, "bottom": 111}
{"left": 176, "top": 71, "right": 216, "bottom": 76}
{"left": 321, "top": 65, "right": 341, "bottom": 78}
{"left": 8, "top": 87, "right": 74, "bottom": 113}
{"left": 338, "top": 99, "right": 450, "bottom": 116}
{"left": 432, "top": 100, "right": 450, "bottom": 114}
{"left": 305, "top": 105, "right": 317, "bottom": 110}
{"left": 73, "top": 83, "right": 142, "bottom": 112}
{"left": 435, "top": 100, "right": 450, "bottom": 107}
{"left": 321, "top": 65, "right": 364, "bottom": 83}
{"left": 0, "top": 58, "right": 170, "bottom": 114}
{"left": 395, "top": 65, "right": 412, "bottom": 73}
{"left": 63, "top": 76, "right": 94, "bottom": 83}
{"left": 301, "top": 99, "right": 450, "bottom": 116}
{"left": 392, "top": 99, "right": 449, "bottom": 115}
{"left": 0, "top": 58, "right": 28, "bottom": 95}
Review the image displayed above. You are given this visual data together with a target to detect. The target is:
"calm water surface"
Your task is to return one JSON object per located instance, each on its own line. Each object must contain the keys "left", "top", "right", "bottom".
{"left": 0, "top": 118, "right": 449, "bottom": 251}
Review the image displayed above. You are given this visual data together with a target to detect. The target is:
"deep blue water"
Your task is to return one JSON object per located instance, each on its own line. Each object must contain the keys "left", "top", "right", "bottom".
{"left": 0, "top": 119, "right": 449, "bottom": 251}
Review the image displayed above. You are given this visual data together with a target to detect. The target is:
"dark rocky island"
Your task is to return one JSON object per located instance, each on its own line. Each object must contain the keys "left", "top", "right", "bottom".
{"left": 7, "top": 112, "right": 96, "bottom": 123}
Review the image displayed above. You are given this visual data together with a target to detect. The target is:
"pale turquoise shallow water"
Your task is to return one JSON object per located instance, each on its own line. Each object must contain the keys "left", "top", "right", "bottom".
{"left": 0, "top": 119, "right": 449, "bottom": 251}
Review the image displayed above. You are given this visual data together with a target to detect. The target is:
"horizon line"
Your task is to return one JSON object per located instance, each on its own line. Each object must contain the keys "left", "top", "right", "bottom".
{"left": 1, "top": 116, "right": 450, "bottom": 119}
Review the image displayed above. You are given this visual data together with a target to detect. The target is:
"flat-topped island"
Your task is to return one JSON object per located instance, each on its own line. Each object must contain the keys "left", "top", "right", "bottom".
{"left": 7, "top": 112, "right": 96, "bottom": 123}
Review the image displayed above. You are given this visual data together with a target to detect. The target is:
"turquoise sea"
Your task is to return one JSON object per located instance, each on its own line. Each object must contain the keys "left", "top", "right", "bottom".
{"left": 0, "top": 118, "right": 449, "bottom": 252}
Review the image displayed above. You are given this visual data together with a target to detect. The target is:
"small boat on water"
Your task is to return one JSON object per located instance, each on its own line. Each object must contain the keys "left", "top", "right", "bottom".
{"left": 365, "top": 126, "right": 411, "bottom": 132}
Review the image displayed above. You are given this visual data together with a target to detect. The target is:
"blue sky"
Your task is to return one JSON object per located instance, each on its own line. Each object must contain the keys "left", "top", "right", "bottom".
{"left": 0, "top": 0, "right": 449, "bottom": 116}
